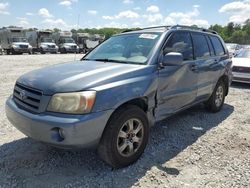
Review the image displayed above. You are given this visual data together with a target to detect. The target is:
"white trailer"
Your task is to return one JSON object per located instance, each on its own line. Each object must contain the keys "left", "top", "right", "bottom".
{"left": 26, "top": 30, "right": 58, "bottom": 54}
{"left": 0, "top": 27, "right": 32, "bottom": 54}
{"left": 52, "top": 31, "right": 79, "bottom": 53}
{"left": 73, "top": 33, "right": 105, "bottom": 53}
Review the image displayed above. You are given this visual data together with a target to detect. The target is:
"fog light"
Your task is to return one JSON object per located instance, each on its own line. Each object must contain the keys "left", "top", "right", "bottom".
{"left": 51, "top": 127, "right": 65, "bottom": 142}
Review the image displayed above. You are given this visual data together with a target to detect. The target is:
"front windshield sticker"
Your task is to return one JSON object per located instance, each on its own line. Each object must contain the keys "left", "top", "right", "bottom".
{"left": 139, "top": 34, "right": 158, "bottom": 40}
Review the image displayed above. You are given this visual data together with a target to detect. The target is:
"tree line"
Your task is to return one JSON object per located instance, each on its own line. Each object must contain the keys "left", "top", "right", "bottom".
{"left": 42, "top": 19, "right": 250, "bottom": 45}
{"left": 209, "top": 19, "right": 250, "bottom": 45}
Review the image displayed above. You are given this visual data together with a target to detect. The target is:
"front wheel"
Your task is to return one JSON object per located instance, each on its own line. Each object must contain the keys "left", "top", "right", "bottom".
{"left": 98, "top": 105, "right": 149, "bottom": 168}
{"left": 205, "top": 80, "right": 226, "bottom": 113}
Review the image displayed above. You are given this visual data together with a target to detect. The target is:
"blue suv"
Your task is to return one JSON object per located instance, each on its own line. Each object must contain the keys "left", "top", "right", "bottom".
{"left": 6, "top": 25, "right": 232, "bottom": 168}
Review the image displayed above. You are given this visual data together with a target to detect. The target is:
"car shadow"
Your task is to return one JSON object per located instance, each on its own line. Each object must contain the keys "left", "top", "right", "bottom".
{"left": 230, "top": 82, "right": 250, "bottom": 89}
{"left": 0, "top": 104, "right": 234, "bottom": 187}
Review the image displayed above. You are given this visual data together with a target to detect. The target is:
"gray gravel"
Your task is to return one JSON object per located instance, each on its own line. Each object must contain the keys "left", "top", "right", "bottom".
{"left": 0, "top": 54, "right": 249, "bottom": 188}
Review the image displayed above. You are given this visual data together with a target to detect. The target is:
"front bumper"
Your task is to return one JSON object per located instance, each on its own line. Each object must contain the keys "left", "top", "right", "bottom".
{"left": 232, "top": 72, "right": 250, "bottom": 84}
{"left": 42, "top": 48, "right": 58, "bottom": 53}
{"left": 13, "top": 48, "right": 31, "bottom": 53}
{"left": 64, "top": 48, "right": 79, "bottom": 53}
{"left": 5, "top": 97, "right": 113, "bottom": 149}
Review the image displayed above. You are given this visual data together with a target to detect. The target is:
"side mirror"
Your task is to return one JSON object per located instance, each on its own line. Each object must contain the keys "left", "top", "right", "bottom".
{"left": 162, "top": 52, "right": 183, "bottom": 66}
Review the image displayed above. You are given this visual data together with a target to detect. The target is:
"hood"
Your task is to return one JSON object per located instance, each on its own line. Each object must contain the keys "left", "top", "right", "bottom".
{"left": 41, "top": 42, "right": 56, "bottom": 46}
{"left": 232, "top": 58, "right": 250, "bottom": 68}
{"left": 12, "top": 42, "right": 29, "bottom": 46}
{"left": 17, "top": 61, "right": 151, "bottom": 95}
{"left": 63, "top": 43, "right": 77, "bottom": 46}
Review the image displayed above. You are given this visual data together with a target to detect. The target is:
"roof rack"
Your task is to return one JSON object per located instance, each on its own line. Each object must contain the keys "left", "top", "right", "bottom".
{"left": 170, "top": 25, "right": 218, "bottom": 34}
{"left": 122, "top": 25, "right": 218, "bottom": 35}
{"left": 141, "top": 26, "right": 171, "bottom": 30}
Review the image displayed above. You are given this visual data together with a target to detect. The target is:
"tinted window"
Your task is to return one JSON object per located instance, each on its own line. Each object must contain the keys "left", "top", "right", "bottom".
{"left": 164, "top": 32, "right": 193, "bottom": 61}
{"left": 192, "top": 33, "right": 210, "bottom": 59}
{"left": 206, "top": 36, "right": 215, "bottom": 56}
{"left": 210, "top": 36, "right": 225, "bottom": 56}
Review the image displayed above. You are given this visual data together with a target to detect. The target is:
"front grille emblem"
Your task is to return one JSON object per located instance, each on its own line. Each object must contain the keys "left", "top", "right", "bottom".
{"left": 20, "top": 90, "right": 27, "bottom": 100}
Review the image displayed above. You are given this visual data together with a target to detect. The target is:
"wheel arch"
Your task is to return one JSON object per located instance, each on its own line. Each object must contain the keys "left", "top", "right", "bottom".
{"left": 219, "top": 74, "right": 229, "bottom": 96}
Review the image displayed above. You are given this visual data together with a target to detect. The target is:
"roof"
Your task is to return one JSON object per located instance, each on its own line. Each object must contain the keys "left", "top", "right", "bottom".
{"left": 121, "top": 25, "right": 218, "bottom": 35}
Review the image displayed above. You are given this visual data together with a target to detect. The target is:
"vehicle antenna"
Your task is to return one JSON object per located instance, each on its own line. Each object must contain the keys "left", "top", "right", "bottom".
{"left": 74, "top": 14, "right": 80, "bottom": 61}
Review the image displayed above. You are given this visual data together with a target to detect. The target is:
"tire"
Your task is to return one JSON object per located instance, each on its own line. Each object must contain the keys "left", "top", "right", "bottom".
{"left": 98, "top": 105, "right": 149, "bottom": 168}
{"left": 40, "top": 48, "right": 45, "bottom": 54}
{"left": 205, "top": 80, "right": 226, "bottom": 113}
{"left": 11, "top": 48, "right": 16, "bottom": 55}
{"left": 60, "top": 48, "right": 67, "bottom": 54}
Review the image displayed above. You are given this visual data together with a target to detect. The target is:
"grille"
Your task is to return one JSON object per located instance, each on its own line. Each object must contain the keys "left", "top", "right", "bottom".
{"left": 13, "top": 83, "right": 43, "bottom": 113}
{"left": 232, "top": 66, "right": 250, "bottom": 73}
{"left": 19, "top": 45, "right": 28, "bottom": 49}
{"left": 71, "top": 46, "right": 77, "bottom": 49}
{"left": 48, "top": 45, "right": 55, "bottom": 48}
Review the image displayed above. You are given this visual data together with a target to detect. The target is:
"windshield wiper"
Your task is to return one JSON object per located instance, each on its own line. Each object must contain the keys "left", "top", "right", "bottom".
{"left": 82, "top": 58, "right": 129, "bottom": 64}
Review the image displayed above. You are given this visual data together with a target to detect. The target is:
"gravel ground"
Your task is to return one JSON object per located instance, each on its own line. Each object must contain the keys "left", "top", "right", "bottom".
{"left": 0, "top": 54, "right": 249, "bottom": 188}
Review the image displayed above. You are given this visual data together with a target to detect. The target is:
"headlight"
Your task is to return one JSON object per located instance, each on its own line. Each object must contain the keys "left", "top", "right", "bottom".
{"left": 41, "top": 45, "right": 48, "bottom": 48}
{"left": 12, "top": 45, "right": 18, "bottom": 48}
{"left": 28, "top": 45, "right": 32, "bottom": 49}
{"left": 55, "top": 45, "right": 59, "bottom": 49}
{"left": 47, "top": 91, "right": 96, "bottom": 114}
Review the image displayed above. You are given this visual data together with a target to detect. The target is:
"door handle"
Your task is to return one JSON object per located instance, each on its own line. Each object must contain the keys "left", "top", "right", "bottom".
{"left": 191, "top": 64, "right": 198, "bottom": 72}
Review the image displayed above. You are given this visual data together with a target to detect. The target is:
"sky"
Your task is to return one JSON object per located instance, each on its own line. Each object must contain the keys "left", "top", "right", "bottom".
{"left": 0, "top": 0, "right": 249, "bottom": 30}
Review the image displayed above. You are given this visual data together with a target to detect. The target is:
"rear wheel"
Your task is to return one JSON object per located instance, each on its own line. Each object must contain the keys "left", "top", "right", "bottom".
{"left": 205, "top": 80, "right": 226, "bottom": 113}
{"left": 98, "top": 105, "right": 149, "bottom": 168}
{"left": 40, "top": 48, "right": 45, "bottom": 54}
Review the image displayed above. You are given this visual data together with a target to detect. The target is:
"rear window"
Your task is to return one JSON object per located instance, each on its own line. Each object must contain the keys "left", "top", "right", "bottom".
{"left": 210, "top": 36, "right": 225, "bottom": 56}
{"left": 192, "top": 33, "right": 210, "bottom": 59}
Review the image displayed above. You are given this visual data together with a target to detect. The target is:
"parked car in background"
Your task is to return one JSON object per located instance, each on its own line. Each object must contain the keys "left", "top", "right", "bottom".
{"left": 232, "top": 49, "right": 250, "bottom": 83}
{"left": 226, "top": 43, "right": 241, "bottom": 57}
{"left": 0, "top": 44, "right": 3, "bottom": 55}
{"left": 6, "top": 25, "right": 232, "bottom": 168}
{"left": 26, "top": 30, "right": 58, "bottom": 54}
{"left": 52, "top": 31, "right": 79, "bottom": 53}
{"left": 0, "top": 27, "right": 32, "bottom": 55}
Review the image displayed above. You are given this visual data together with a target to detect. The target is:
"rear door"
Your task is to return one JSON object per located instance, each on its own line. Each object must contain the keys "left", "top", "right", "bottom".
{"left": 156, "top": 31, "right": 198, "bottom": 121}
{"left": 191, "top": 32, "right": 215, "bottom": 100}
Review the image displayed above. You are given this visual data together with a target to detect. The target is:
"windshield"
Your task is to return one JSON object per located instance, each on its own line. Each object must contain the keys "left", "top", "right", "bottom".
{"left": 62, "top": 38, "right": 75, "bottom": 43}
{"left": 235, "top": 50, "right": 250, "bottom": 58}
{"left": 41, "top": 38, "right": 53, "bottom": 42}
{"left": 12, "top": 37, "right": 27, "bottom": 42}
{"left": 84, "top": 33, "right": 161, "bottom": 64}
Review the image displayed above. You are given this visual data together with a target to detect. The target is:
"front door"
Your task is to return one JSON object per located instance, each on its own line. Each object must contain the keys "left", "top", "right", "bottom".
{"left": 156, "top": 31, "right": 198, "bottom": 121}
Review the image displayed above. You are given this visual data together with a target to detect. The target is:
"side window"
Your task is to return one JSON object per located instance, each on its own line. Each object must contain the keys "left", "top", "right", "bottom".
{"left": 210, "top": 36, "right": 225, "bottom": 56}
{"left": 164, "top": 32, "right": 193, "bottom": 61}
{"left": 206, "top": 35, "right": 215, "bottom": 56}
{"left": 191, "top": 33, "right": 210, "bottom": 59}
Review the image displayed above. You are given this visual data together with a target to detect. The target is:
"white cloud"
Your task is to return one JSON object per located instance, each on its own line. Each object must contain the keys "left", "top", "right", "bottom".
{"left": 164, "top": 5, "right": 209, "bottom": 28}
{"left": 104, "top": 21, "right": 128, "bottom": 28}
{"left": 133, "top": 7, "right": 141, "bottom": 11}
{"left": 147, "top": 13, "right": 163, "bottom": 23}
{"left": 0, "top": 2, "right": 10, "bottom": 15}
{"left": 132, "top": 22, "right": 141, "bottom": 27}
{"left": 17, "top": 17, "right": 29, "bottom": 27}
{"left": 102, "top": 10, "right": 139, "bottom": 20}
{"left": 38, "top": 8, "right": 53, "bottom": 18}
{"left": 123, "top": 0, "right": 133, "bottom": 4}
{"left": 219, "top": 0, "right": 250, "bottom": 23}
{"left": 42, "top": 18, "right": 67, "bottom": 28}
{"left": 146, "top": 5, "right": 160, "bottom": 13}
{"left": 88, "top": 10, "right": 98, "bottom": 15}
{"left": 59, "top": 1, "right": 72, "bottom": 7}
{"left": 26, "top": 12, "right": 34, "bottom": 16}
